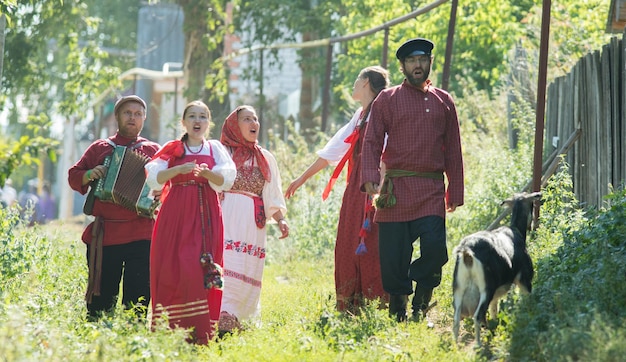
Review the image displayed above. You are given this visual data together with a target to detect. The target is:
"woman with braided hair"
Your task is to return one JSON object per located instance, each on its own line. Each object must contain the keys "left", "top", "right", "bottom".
{"left": 285, "top": 66, "right": 390, "bottom": 314}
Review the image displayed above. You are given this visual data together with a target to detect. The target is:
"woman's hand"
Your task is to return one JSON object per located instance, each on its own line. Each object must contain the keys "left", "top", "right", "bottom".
{"left": 364, "top": 182, "right": 379, "bottom": 196}
{"left": 194, "top": 163, "right": 212, "bottom": 178}
{"left": 195, "top": 162, "right": 224, "bottom": 186}
{"left": 285, "top": 178, "right": 304, "bottom": 199}
{"left": 176, "top": 161, "right": 196, "bottom": 175}
{"left": 277, "top": 219, "right": 289, "bottom": 239}
{"left": 273, "top": 212, "right": 289, "bottom": 239}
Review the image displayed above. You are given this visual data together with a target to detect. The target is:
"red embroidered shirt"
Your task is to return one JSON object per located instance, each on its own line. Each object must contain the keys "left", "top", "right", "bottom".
{"left": 68, "top": 133, "right": 160, "bottom": 246}
{"left": 361, "top": 80, "right": 464, "bottom": 222}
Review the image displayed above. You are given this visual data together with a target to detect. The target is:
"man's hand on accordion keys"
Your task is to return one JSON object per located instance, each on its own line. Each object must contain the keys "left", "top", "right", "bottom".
{"left": 152, "top": 189, "right": 163, "bottom": 201}
{"left": 85, "top": 165, "right": 108, "bottom": 184}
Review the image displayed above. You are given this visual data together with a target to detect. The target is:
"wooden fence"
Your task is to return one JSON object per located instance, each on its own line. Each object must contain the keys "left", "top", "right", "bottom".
{"left": 544, "top": 29, "right": 625, "bottom": 208}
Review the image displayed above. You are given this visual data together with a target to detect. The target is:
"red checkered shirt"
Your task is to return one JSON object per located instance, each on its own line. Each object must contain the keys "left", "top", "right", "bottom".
{"left": 361, "top": 79, "right": 464, "bottom": 222}
{"left": 68, "top": 133, "right": 160, "bottom": 246}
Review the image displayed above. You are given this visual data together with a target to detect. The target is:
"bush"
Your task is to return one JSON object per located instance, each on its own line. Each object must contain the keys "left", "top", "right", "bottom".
{"left": 0, "top": 207, "right": 43, "bottom": 293}
{"left": 505, "top": 175, "right": 626, "bottom": 361}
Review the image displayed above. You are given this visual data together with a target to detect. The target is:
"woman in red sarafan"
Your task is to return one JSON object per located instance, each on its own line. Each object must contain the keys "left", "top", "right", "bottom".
{"left": 145, "top": 100, "right": 236, "bottom": 344}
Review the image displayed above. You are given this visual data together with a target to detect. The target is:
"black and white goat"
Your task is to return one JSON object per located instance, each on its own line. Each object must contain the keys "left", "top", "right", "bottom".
{"left": 452, "top": 192, "right": 541, "bottom": 346}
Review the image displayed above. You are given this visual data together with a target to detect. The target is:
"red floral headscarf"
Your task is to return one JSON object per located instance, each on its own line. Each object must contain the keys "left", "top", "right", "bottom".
{"left": 220, "top": 106, "right": 271, "bottom": 182}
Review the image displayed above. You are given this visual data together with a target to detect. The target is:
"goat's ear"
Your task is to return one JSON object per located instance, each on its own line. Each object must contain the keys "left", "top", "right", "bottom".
{"left": 530, "top": 192, "right": 542, "bottom": 204}
{"left": 501, "top": 199, "right": 513, "bottom": 208}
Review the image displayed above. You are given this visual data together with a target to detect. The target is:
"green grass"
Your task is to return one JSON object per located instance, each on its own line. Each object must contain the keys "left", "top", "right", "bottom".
{"left": 4, "top": 172, "right": 626, "bottom": 361}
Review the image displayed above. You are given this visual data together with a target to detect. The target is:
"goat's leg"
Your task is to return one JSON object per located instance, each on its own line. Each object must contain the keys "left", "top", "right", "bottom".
{"left": 474, "top": 290, "right": 497, "bottom": 347}
{"left": 517, "top": 274, "right": 533, "bottom": 295}
{"left": 472, "top": 292, "right": 489, "bottom": 347}
{"left": 452, "top": 289, "right": 463, "bottom": 343}
{"left": 473, "top": 309, "right": 482, "bottom": 347}
{"left": 488, "top": 298, "right": 499, "bottom": 324}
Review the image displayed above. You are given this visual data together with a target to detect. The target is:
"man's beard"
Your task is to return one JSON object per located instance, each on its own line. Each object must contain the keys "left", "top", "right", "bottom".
{"left": 403, "top": 67, "right": 430, "bottom": 87}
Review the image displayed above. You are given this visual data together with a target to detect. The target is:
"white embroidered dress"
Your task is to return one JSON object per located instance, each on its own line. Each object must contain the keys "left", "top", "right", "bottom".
{"left": 220, "top": 148, "right": 287, "bottom": 322}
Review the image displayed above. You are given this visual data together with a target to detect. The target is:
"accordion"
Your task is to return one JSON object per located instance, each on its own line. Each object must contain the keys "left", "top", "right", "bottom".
{"left": 94, "top": 146, "right": 159, "bottom": 218}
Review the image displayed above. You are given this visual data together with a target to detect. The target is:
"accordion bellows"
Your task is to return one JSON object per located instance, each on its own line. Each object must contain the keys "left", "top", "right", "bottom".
{"left": 94, "top": 146, "right": 159, "bottom": 218}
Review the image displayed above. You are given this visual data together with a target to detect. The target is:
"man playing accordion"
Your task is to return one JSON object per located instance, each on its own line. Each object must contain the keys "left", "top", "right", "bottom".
{"left": 68, "top": 95, "right": 160, "bottom": 321}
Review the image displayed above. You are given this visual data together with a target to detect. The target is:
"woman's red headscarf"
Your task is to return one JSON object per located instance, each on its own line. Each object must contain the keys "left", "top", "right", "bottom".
{"left": 220, "top": 106, "right": 271, "bottom": 182}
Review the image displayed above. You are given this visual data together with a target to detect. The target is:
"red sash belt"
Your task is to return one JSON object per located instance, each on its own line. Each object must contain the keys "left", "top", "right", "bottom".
{"left": 322, "top": 128, "right": 360, "bottom": 200}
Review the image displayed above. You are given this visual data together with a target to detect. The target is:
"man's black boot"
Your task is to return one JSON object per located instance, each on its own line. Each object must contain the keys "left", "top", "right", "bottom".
{"left": 411, "top": 286, "right": 433, "bottom": 320}
{"left": 388, "top": 294, "right": 408, "bottom": 322}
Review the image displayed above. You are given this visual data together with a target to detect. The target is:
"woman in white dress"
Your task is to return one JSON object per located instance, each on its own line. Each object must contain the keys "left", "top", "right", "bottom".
{"left": 218, "top": 105, "right": 289, "bottom": 333}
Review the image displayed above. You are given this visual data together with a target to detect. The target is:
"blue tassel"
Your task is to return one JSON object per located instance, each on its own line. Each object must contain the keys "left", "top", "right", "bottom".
{"left": 362, "top": 218, "right": 370, "bottom": 231}
{"left": 355, "top": 240, "right": 367, "bottom": 255}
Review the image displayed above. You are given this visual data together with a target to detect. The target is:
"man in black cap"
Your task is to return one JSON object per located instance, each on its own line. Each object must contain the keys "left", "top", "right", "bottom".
{"left": 361, "top": 38, "right": 465, "bottom": 323}
{"left": 68, "top": 95, "right": 160, "bottom": 320}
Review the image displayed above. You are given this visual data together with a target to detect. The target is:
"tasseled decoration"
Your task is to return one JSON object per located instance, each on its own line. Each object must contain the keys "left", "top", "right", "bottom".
{"left": 355, "top": 240, "right": 368, "bottom": 255}
{"left": 356, "top": 196, "right": 375, "bottom": 255}
{"left": 200, "top": 252, "right": 223, "bottom": 290}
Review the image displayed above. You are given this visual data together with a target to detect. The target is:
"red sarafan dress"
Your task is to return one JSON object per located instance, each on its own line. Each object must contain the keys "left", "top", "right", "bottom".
{"left": 318, "top": 107, "right": 387, "bottom": 312}
{"left": 334, "top": 131, "right": 386, "bottom": 311}
{"left": 149, "top": 143, "right": 227, "bottom": 344}
{"left": 333, "top": 114, "right": 387, "bottom": 312}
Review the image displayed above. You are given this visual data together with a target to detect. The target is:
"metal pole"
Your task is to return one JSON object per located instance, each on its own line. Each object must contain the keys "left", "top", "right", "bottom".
{"left": 173, "top": 78, "right": 178, "bottom": 139}
{"left": 441, "top": 0, "right": 458, "bottom": 90}
{"left": 259, "top": 48, "right": 266, "bottom": 145}
{"left": 321, "top": 43, "right": 333, "bottom": 132}
{"left": 532, "top": 0, "right": 551, "bottom": 224}
{"left": 382, "top": 28, "right": 389, "bottom": 69}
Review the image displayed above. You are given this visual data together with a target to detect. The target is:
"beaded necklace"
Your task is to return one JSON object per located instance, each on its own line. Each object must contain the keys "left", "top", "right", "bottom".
{"left": 186, "top": 141, "right": 204, "bottom": 154}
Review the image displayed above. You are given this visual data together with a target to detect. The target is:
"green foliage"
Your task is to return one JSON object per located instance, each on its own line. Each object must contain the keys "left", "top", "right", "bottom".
{"left": 226, "top": 0, "right": 613, "bottom": 145}
{"left": 265, "top": 122, "right": 340, "bottom": 264}
{"left": 446, "top": 0, "right": 534, "bottom": 93}
{"left": 178, "top": 0, "right": 231, "bottom": 105}
{"left": 1, "top": 0, "right": 127, "bottom": 185}
{"left": 333, "top": 0, "right": 536, "bottom": 106}
{"left": 501, "top": 177, "right": 626, "bottom": 360}
{"left": 311, "top": 301, "right": 395, "bottom": 352}
{"left": 0, "top": 115, "right": 59, "bottom": 188}
{"left": 0, "top": 208, "right": 33, "bottom": 288}
{"left": 2, "top": 0, "right": 125, "bottom": 114}
{"left": 58, "top": 32, "right": 121, "bottom": 118}
{"left": 332, "top": 1, "right": 412, "bottom": 119}
{"left": 445, "top": 85, "right": 535, "bottom": 243}
{"left": 522, "top": 0, "right": 612, "bottom": 80}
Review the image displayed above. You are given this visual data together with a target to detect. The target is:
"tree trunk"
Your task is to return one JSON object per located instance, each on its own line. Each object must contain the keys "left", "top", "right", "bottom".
{"left": 178, "top": 0, "right": 229, "bottom": 137}
{"left": 298, "top": 31, "right": 319, "bottom": 144}
{"left": 0, "top": 14, "right": 6, "bottom": 91}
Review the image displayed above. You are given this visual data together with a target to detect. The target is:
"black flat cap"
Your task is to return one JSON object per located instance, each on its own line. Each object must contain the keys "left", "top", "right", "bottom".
{"left": 114, "top": 95, "right": 146, "bottom": 115}
{"left": 395, "top": 38, "right": 434, "bottom": 60}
